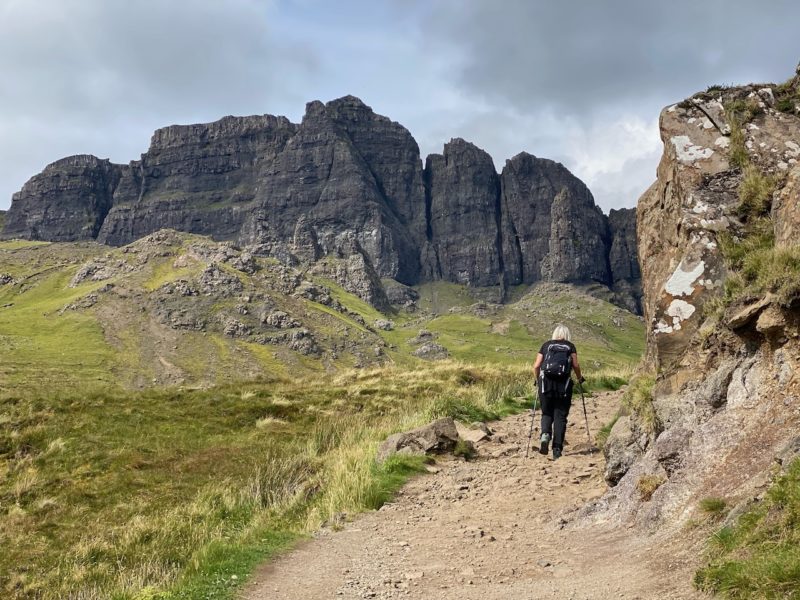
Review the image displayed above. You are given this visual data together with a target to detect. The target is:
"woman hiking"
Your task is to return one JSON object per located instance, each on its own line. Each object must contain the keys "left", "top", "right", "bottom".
{"left": 533, "top": 324, "right": 584, "bottom": 460}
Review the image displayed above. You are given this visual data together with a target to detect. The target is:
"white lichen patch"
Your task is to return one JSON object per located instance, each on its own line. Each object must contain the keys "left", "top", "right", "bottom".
{"left": 701, "top": 117, "right": 714, "bottom": 129}
{"left": 667, "top": 299, "right": 696, "bottom": 322}
{"left": 778, "top": 161, "right": 789, "bottom": 171}
{"left": 785, "top": 141, "right": 800, "bottom": 157}
{"left": 692, "top": 200, "right": 710, "bottom": 214}
{"left": 654, "top": 319, "right": 673, "bottom": 334}
{"left": 665, "top": 260, "right": 705, "bottom": 296}
{"left": 671, "top": 136, "right": 714, "bottom": 164}
{"left": 714, "top": 136, "right": 730, "bottom": 148}
{"left": 688, "top": 117, "right": 697, "bottom": 124}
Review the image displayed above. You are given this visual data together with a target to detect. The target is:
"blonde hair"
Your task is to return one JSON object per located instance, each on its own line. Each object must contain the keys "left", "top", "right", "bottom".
{"left": 552, "top": 324, "right": 571, "bottom": 341}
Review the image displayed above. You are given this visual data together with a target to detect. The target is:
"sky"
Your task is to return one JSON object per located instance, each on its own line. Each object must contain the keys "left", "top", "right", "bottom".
{"left": 1, "top": 0, "right": 799, "bottom": 213}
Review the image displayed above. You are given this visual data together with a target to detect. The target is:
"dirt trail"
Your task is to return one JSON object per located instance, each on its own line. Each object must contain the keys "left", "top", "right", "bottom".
{"left": 243, "top": 390, "right": 702, "bottom": 600}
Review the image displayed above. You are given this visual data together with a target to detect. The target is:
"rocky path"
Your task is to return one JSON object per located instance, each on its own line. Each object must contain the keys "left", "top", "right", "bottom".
{"left": 243, "top": 390, "right": 701, "bottom": 600}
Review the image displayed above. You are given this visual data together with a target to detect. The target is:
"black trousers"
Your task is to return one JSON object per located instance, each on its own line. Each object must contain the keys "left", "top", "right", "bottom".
{"left": 540, "top": 390, "right": 572, "bottom": 450}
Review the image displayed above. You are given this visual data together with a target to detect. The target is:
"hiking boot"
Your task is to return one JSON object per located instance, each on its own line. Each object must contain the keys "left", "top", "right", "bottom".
{"left": 552, "top": 447, "right": 563, "bottom": 460}
{"left": 539, "top": 433, "right": 551, "bottom": 455}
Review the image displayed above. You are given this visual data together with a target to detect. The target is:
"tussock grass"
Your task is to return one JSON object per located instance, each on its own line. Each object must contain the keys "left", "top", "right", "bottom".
{"left": 585, "top": 364, "right": 634, "bottom": 392}
{"left": 775, "top": 79, "right": 800, "bottom": 114}
{"left": 453, "top": 439, "right": 477, "bottom": 460}
{"left": 637, "top": 474, "right": 665, "bottom": 501}
{"left": 621, "top": 373, "right": 657, "bottom": 434}
{"left": 738, "top": 166, "right": 778, "bottom": 219}
{"left": 0, "top": 361, "right": 557, "bottom": 600}
{"left": 699, "top": 497, "right": 728, "bottom": 520}
{"left": 726, "top": 108, "right": 750, "bottom": 170}
{"left": 710, "top": 99, "right": 799, "bottom": 309}
{"left": 718, "top": 220, "right": 800, "bottom": 306}
{"left": 695, "top": 459, "right": 800, "bottom": 598}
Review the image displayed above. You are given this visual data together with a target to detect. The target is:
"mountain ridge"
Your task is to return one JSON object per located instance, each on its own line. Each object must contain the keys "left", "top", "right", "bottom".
{"left": 1, "top": 96, "right": 642, "bottom": 312}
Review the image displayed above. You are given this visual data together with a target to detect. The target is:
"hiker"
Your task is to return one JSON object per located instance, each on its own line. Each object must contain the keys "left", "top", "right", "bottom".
{"left": 533, "top": 324, "right": 584, "bottom": 460}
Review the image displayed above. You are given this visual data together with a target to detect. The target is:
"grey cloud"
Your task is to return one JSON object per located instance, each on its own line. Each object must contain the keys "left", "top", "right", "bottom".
{"left": 420, "top": 0, "right": 800, "bottom": 117}
{"left": 0, "top": 0, "right": 318, "bottom": 208}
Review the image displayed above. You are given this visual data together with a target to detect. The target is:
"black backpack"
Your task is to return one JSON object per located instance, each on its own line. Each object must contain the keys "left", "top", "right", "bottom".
{"left": 542, "top": 342, "right": 573, "bottom": 381}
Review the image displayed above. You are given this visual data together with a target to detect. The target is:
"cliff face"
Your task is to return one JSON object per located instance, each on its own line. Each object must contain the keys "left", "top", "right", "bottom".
{"left": 2, "top": 96, "right": 641, "bottom": 310}
{"left": 598, "top": 63, "right": 800, "bottom": 532}
{"left": 239, "top": 98, "right": 421, "bottom": 284}
{"left": 97, "top": 115, "right": 297, "bottom": 247}
{"left": 638, "top": 81, "right": 800, "bottom": 370}
{"left": 424, "top": 138, "right": 503, "bottom": 287}
{"left": 3, "top": 155, "right": 119, "bottom": 241}
{"left": 608, "top": 208, "right": 642, "bottom": 313}
{"left": 499, "top": 153, "right": 611, "bottom": 286}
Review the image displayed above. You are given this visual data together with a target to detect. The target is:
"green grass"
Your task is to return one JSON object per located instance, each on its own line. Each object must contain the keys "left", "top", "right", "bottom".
{"left": 707, "top": 103, "right": 799, "bottom": 309}
{"left": 699, "top": 497, "right": 729, "bottom": 520}
{"left": 724, "top": 98, "right": 764, "bottom": 170}
{"left": 775, "top": 80, "right": 800, "bottom": 114}
{"left": 0, "top": 240, "right": 51, "bottom": 250}
{"left": 738, "top": 166, "right": 779, "bottom": 219}
{"left": 695, "top": 459, "right": 800, "bottom": 598}
{"left": 415, "top": 281, "right": 478, "bottom": 314}
{"left": 453, "top": 439, "right": 476, "bottom": 460}
{"left": 0, "top": 362, "right": 543, "bottom": 599}
{"left": 718, "top": 219, "right": 800, "bottom": 306}
{"left": 596, "top": 413, "right": 621, "bottom": 449}
{"left": 0, "top": 268, "right": 119, "bottom": 390}
{"left": 621, "top": 373, "right": 657, "bottom": 434}
{"left": 0, "top": 238, "right": 644, "bottom": 598}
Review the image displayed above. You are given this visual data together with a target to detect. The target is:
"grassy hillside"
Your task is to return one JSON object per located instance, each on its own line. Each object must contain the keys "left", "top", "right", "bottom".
{"left": 0, "top": 234, "right": 643, "bottom": 392}
{"left": 0, "top": 232, "right": 644, "bottom": 598}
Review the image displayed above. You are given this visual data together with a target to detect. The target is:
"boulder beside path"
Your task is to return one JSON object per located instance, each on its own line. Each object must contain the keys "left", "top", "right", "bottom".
{"left": 377, "top": 417, "right": 459, "bottom": 462}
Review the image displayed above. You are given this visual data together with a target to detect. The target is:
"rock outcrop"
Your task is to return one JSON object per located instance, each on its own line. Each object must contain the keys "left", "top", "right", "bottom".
{"left": 638, "top": 78, "right": 800, "bottom": 369}
{"left": 596, "top": 63, "right": 800, "bottom": 533}
{"left": 3, "top": 96, "right": 642, "bottom": 311}
{"left": 499, "top": 153, "right": 611, "bottom": 286}
{"left": 607, "top": 208, "right": 642, "bottom": 313}
{"left": 97, "top": 115, "right": 297, "bottom": 248}
{"left": 424, "top": 138, "right": 502, "bottom": 286}
{"left": 3, "top": 155, "right": 119, "bottom": 241}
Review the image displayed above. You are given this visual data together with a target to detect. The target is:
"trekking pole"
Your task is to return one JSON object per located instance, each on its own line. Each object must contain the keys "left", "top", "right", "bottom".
{"left": 525, "top": 384, "right": 539, "bottom": 458}
{"left": 579, "top": 380, "right": 592, "bottom": 445}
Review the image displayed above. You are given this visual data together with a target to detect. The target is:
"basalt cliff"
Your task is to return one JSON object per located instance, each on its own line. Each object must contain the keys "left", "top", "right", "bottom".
{"left": 2, "top": 96, "right": 641, "bottom": 312}
{"left": 595, "top": 63, "right": 800, "bottom": 537}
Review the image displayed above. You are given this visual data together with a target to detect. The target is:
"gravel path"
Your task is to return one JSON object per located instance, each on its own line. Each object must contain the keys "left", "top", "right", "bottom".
{"left": 243, "top": 390, "right": 701, "bottom": 600}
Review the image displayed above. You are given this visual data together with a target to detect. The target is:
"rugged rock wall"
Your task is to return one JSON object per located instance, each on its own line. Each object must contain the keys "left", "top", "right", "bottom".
{"left": 638, "top": 79, "right": 800, "bottom": 370}
{"left": 597, "top": 63, "right": 800, "bottom": 532}
{"left": 499, "top": 153, "right": 611, "bottom": 286}
{"left": 607, "top": 208, "right": 642, "bottom": 313}
{"left": 424, "top": 138, "right": 503, "bottom": 287}
{"left": 2, "top": 96, "right": 641, "bottom": 309}
{"left": 3, "top": 155, "right": 120, "bottom": 241}
{"left": 97, "top": 115, "right": 297, "bottom": 247}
